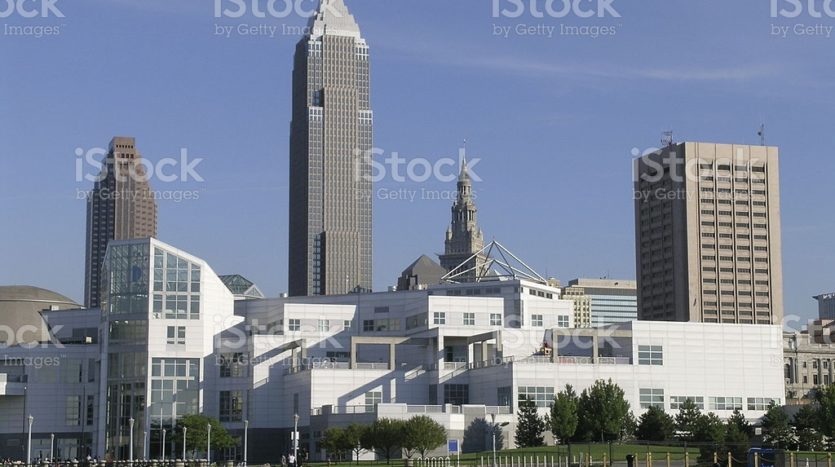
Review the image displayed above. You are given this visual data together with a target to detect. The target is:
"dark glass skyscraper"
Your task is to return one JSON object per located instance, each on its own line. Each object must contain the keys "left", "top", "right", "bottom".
{"left": 289, "top": 0, "right": 372, "bottom": 296}
{"left": 84, "top": 136, "right": 158, "bottom": 308}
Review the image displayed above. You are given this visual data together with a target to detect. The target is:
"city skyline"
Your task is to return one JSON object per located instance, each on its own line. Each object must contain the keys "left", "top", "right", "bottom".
{"left": 1, "top": 0, "right": 834, "bottom": 323}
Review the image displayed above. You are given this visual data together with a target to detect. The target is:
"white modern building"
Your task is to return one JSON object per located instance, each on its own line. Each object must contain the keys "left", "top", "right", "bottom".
{"left": 0, "top": 239, "right": 785, "bottom": 462}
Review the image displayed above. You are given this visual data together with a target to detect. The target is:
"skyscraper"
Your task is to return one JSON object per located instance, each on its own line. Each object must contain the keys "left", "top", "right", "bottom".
{"left": 439, "top": 159, "right": 487, "bottom": 281}
{"left": 288, "top": 0, "right": 372, "bottom": 296}
{"left": 634, "top": 142, "right": 784, "bottom": 324}
{"left": 84, "top": 136, "right": 158, "bottom": 308}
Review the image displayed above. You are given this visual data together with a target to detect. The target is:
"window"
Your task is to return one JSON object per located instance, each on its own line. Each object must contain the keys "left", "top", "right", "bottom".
{"left": 557, "top": 316, "right": 570, "bottom": 328}
{"left": 318, "top": 319, "right": 330, "bottom": 332}
{"left": 747, "top": 397, "right": 779, "bottom": 411}
{"left": 463, "top": 313, "right": 475, "bottom": 326}
{"left": 670, "top": 396, "right": 704, "bottom": 410}
{"left": 497, "top": 387, "right": 512, "bottom": 407}
{"left": 219, "top": 353, "right": 246, "bottom": 378}
{"left": 709, "top": 397, "right": 743, "bottom": 411}
{"left": 518, "top": 386, "right": 555, "bottom": 408}
{"left": 343, "top": 320, "right": 352, "bottom": 329}
{"left": 433, "top": 312, "right": 446, "bottom": 325}
{"left": 66, "top": 396, "right": 81, "bottom": 426}
{"left": 365, "top": 391, "right": 382, "bottom": 413}
{"left": 638, "top": 345, "right": 663, "bottom": 365}
{"left": 363, "top": 320, "right": 374, "bottom": 332}
{"left": 374, "top": 306, "right": 390, "bottom": 314}
{"left": 444, "top": 384, "right": 469, "bottom": 405}
{"left": 490, "top": 313, "right": 503, "bottom": 326}
{"left": 640, "top": 389, "right": 665, "bottom": 409}
{"left": 86, "top": 395, "right": 95, "bottom": 426}
{"left": 288, "top": 319, "right": 301, "bottom": 332}
{"left": 166, "top": 326, "right": 186, "bottom": 345}
{"left": 531, "top": 314, "right": 544, "bottom": 327}
{"left": 219, "top": 391, "right": 244, "bottom": 422}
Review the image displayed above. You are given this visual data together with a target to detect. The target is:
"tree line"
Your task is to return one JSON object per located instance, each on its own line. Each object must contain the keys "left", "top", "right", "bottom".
{"left": 515, "top": 379, "right": 835, "bottom": 457}
{"left": 321, "top": 416, "right": 447, "bottom": 463}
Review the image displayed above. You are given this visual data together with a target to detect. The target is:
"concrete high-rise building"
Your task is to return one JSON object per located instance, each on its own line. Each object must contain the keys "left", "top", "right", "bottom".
{"left": 288, "top": 0, "right": 372, "bottom": 296}
{"left": 634, "top": 142, "right": 784, "bottom": 324}
{"left": 561, "top": 278, "right": 638, "bottom": 328}
{"left": 84, "top": 136, "right": 157, "bottom": 308}
{"left": 815, "top": 293, "right": 835, "bottom": 320}
{"left": 439, "top": 159, "right": 487, "bottom": 281}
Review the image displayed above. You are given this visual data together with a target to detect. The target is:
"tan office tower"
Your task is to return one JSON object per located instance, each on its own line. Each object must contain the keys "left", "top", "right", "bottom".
{"left": 634, "top": 142, "right": 783, "bottom": 324}
{"left": 84, "top": 136, "right": 158, "bottom": 308}
{"left": 288, "top": 0, "right": 372, "bottom": 296}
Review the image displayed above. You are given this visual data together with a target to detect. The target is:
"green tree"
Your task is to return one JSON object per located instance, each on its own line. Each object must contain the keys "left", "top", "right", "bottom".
{"left": 675, "top": 398, "right": 703, "bottom": 442}
{"left": 621, "top": 412, "right": 638, "bottom": 441}
{"left": 761, "top": 403, "right": 794, "bottom": 449}
{"left": 321, "top": 427, "right": 351, "bottom": 461}
{"left": 793, "top": 405, "right": 824, "bottom": 451}
{"left": 361, "top": 418, "right": 406, "bottom": 464}
{"left": 728, "top": 409, "right": 753, "bottom": 437}
{"left": 403, "top": 416, "right": 447, "bottom": 458}
{"left": 515, "top": 397, "right": 545, "bottom": 448}
{"left": 548, "top": 385, "right": 579, "bottom": 444}
{"left": 343, "top": 424, "right": 368, "bottom": 463}
{"left": 175, "top": 414, "right": 235, "bottom": 459}
{"left": 816, "top": 384, "right": 835, "bottom": 439}
{"left": 692, "top": 413, "right": 726, "bottom": 462}
{"left": 635, "top": 406, "right": 675, "bottom": 442}
{"left": 725, "top": 416, "right": 751, "bottom": 466}
{"left": 576, "top": 379, "right": 631, "bottom": 441}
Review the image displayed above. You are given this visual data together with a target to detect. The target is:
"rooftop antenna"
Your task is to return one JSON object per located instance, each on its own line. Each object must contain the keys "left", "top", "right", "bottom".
{"left": 661, "top": 131, "right": 674, "bottom": 148}
{"left": 757, "top": 124, "right": 766, "bottom": 146}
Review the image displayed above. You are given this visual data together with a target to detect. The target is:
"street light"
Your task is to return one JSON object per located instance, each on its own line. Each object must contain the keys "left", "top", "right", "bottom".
{"left": 183, "top": 426, "right": 187, "bottom": 461}
{"left": 143, "top": 430, "right": 148, "bottom": 460}
{"left": 243, "top": 420, "right": 249, "bottom": 467}
{"left": 129, "top": 418, "right": 135, "bottom": 463}
{"left": 162, "top": 428, "right": 167, "bottom": 461}
{"left": 293, "top": 413, "right": 300, "bottom": 464}
{"left": 490, "top": 414, "right": 509, "bottom": 467}
{"left": 207, "top": 423, "right": 212, "bottom": 465}
{"left": 26, "top": 415, "right": 33, "bottom": 466}
{"left": 49, "top": 433, "right": 54, "bottom": 462}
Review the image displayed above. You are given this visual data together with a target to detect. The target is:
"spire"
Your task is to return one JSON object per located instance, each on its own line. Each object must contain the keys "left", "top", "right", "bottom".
{"left": 308, "top": 0, "right": 362, "bottom": 38}
{"left": 459, "top": 156, "right": 470, "bottom": 183}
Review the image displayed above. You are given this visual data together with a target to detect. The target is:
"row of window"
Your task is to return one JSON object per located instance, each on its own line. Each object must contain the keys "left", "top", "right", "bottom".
{"left": 640, "top": 390, "right": 778, "bottom": 410}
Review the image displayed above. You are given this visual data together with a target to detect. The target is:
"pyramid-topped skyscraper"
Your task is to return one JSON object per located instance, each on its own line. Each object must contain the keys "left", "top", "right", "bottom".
{"left": 288, "top": 0, "right": 372, "bottom": 296}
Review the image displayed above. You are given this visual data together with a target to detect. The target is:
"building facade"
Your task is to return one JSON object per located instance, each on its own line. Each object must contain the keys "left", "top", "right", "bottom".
{"left": 0, "top": 240, "right": 786, "bottom": 463}
{"left": 816, "top": 293, "right": 835, "bottom": 320}
{"left": 561, "top": 279, "right": 638, "bottom": 328}
{"left": 634, "top": 142, "right": 784, "bottom": 324}
{"left": 288, "top": 0, "right": 373, "bottom": 296}
{"left": 84, "top": 136, "right": 158, "bottom": 308}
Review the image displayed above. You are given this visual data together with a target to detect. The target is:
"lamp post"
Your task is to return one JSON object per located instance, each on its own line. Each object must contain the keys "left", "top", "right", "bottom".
{"left": 293, "top": 414, "right": 299, "bottom": 464}
{"left": 129, "top": 418, "right": 135, "bottom": 463}
{"left": 143, "top": 430, "right": 148, "bottom": 460}
{"left": 207, "top": 423, "right": 212, "bottom": 465}
{"left": 490, "top": 414, "right": 509, "bottom": 467}
{"left": 49, "top": 433, "right": 54, "bottom": 462}
{"left": 26, "top": 415, "right": 33, "bottom": 466}
{"left": 162, "top": 428, "right": 167, "bottom": 461}
{"left": 243, "top": 420, "right": 249, "bottom": 467}
{"left": 183, "top": 426, "right": 187, "bottom": 461}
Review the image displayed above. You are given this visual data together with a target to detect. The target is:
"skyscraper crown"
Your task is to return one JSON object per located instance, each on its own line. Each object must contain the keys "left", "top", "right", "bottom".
{"left": 308, "top": 0, "right": 362, "bottom": 38}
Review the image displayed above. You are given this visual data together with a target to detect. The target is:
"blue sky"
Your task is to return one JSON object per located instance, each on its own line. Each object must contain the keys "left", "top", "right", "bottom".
{"left": 1, "top": 0, "right": 834, "bottom": 324}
